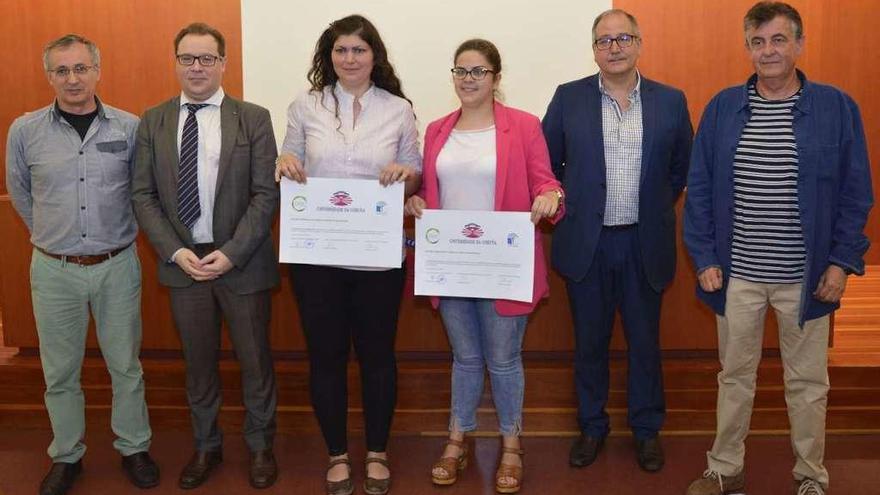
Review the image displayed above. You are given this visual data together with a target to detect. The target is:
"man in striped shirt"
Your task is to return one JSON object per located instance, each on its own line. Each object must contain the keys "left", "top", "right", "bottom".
{"left": 684, "top": 3, "right": 873, "bottom": 495}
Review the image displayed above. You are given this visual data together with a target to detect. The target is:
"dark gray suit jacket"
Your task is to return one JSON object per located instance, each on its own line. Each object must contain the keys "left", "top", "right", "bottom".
{"left": 132, "top": 95, "right": 280, "bottom": 294}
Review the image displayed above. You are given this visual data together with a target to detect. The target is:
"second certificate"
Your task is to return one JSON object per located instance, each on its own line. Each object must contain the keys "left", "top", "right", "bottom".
{"left": 415, "top": 210, "right": 535, "bottom": 302}
{"left": 279, "top": 177, "right": 404, "bottom": 268}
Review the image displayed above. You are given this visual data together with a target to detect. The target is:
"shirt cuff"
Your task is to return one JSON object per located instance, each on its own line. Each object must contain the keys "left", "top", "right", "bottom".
{"left": 169, "top": 247, "right": 185, "bottom": 264}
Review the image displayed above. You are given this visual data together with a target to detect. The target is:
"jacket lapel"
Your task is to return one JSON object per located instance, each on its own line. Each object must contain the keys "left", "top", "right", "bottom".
{"left": 425, "top": 110, "right": 459, "bottom": 207}
{"left": 640, "top": 79, "right": 655, "bottom": 187}
{"left": 494, "top": 101, "right": 511, "bottom": 211}
{"left": 156, "top": 98, "right": 182, "bottom": 223}
{"left": 215, "top": 96, "right": 239, "bottom": 197}
{"left": 160, "top": 97, "right": 181, "bottom": 185}
{"left": 586, "top": 76, "right": 606, "bottom": 193}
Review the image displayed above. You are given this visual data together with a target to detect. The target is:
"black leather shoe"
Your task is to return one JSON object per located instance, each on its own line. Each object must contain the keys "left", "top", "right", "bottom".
{"left": 39, "top": 460, "right": 82, "bottom": 495}
{"left": 178, "top": 450, "right": 222, "bottom": 489}
{"left": 122, "top": 451, "right": 160, "bottom": 488}
{"left": 249, "top": 449, "right": 278, "bottom": 489}
{"left": 635, "top": 436, "right": 665, "bottom": 472}
{"left": 569, "top": 434, "right": 604, "bottom": 467}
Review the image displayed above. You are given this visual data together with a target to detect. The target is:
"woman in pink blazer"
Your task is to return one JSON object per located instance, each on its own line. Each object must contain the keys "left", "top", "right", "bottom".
{"left": 404, "top": 39, "right": 563, "bottom": 494}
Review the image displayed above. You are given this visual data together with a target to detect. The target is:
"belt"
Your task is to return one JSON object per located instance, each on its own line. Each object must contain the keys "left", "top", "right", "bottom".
{"left": 602, "top": 223, "right": 637, "bottom": 231}
{"left": 36, "top": 244, "right": 129, "bottom": 266}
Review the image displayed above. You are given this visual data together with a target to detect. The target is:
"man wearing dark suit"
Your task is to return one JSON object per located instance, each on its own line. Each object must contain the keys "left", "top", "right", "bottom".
{"left": 542, "top": 9, "right": 692, "bottom": 472}
{"left": 131, "top": 22, "right": 279, "bottom": 489}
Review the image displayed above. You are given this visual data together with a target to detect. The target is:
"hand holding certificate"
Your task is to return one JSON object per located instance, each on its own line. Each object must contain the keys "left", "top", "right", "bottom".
{"left": 279, "top": 177, "right": 404, "bottom": 268}
{"left": 415, "top": 210, "right": 535, "bottom": 302}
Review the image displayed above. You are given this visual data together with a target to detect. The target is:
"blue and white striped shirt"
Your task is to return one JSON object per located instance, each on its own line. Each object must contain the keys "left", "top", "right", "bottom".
{"left": 730, "top": 85, "right": 805, "bottom": 283}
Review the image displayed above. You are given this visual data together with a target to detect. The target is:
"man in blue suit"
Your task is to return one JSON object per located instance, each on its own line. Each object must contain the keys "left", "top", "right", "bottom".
{"left": 542, "top": 9, "right": 692, "bottom": 472}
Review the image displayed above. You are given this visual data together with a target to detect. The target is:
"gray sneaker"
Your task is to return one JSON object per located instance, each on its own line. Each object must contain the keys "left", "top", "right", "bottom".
{"left": 795, "top": 478, "right": 826, "bottom": 495}
{"left": 685, "top": 469, "right": 745, "bottom": 495}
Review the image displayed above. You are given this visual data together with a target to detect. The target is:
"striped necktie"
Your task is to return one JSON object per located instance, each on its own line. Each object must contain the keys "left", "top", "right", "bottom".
{"left": 178, "top": 103, "right": 209, "bottom": 230}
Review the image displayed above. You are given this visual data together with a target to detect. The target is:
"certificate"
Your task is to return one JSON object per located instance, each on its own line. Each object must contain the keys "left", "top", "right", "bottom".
{"left": 279, "top": 177, "right": 404, "bottom": 268}
{"left": 415, "top": 210, "right": 534, "bottom": 302}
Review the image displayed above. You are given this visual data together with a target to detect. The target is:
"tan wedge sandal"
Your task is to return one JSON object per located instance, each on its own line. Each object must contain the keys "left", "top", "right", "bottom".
{"left": 495, "top": 446, "right": 524, "bottom": 494}
{"left": 431, "top": 437, "right": 469, "bottom": 486}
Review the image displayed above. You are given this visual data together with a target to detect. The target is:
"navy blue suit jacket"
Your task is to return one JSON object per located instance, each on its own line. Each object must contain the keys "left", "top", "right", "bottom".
{"left": 542, "top": 74, "right": 693, "bottom": 291}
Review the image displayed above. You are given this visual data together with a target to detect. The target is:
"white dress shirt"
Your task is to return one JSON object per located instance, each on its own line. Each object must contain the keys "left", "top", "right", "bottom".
{"left": 281, "top": 83, "right": 421, "bottom": 178}
{"left": 281, "top": 82, "right": 421, "bottom": 270}
{"left": 178, "top": 87, "right": 224, "bottom": 243}
{"left": 599, "top": 72, "right": 643, "bottom": 226}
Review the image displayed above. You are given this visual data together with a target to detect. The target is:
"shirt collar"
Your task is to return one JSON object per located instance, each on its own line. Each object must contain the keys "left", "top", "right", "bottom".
{"left": 598, "top": 70, "right": 641, "bottom": 99}
{"left": 49, "top": 96, "right": 107, "bottom": 121}
{"left": 180, "top": 87, "right": 225, "bottom": 108}
{"left": 333, "top": 81, "right": 376, "bottom": 109}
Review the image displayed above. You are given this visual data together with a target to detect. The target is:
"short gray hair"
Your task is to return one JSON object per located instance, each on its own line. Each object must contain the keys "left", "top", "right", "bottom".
{"left": 591, "top": 9, "right": 641, "bottom": 42}
{"left": 743, "top": 1, "right": 804, "bottom": 42}
{"left": 43, "top": 34, "right": 100, "bottom": 71}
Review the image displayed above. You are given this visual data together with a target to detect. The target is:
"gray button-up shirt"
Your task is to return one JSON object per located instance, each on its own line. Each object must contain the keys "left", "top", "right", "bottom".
{"left": 599, "top": 72, "right": 643, "bottom": 226}
{"left": 6, "top": 99, "right": 139, "bottom": 255}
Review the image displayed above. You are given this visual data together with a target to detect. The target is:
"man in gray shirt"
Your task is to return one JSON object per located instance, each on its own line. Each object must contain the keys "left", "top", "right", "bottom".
{"left": 5, "top": 34, "right": 158, "bottom": 495}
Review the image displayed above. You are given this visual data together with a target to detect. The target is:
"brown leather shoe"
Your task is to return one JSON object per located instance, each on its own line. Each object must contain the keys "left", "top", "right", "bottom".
{"left": 39, "top": 460, "right": 82, "bottom": 495}
{"left": 364, "top": 455, "right": 391, "bottom": 495}
{"left": 326, "top": 457, "right": 354, "bottom": 495}
{"left": 569, "top": 434, "right": 604, "bottom": 467}
{"left": 178, "top": 450, "right": 222, "bottom": 489}
{"left": 685, "top": 469, "right": 745, "bottom": 495}
{"left": 249, "top": 449, "right": 278, "bottom": 489}
{"left": 635, "top": 436, "right": 664, "bottom": 472}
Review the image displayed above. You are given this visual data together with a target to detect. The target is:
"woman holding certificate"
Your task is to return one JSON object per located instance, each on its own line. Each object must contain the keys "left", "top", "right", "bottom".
{"left": 274, "top": 14, "right": 421, "bottom": 495}
{"left": 404, "top": 39, "right": 563, "bottom": 494}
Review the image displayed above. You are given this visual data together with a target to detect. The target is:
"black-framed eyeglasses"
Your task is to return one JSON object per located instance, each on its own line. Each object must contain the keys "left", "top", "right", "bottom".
{"left": 47, "top": 64, "right": 98, "bottom": 78}
{"left": 176, "top": 54, "right": 223, "bottom": 66}
{"left": 594, "top": 34, "right": 639, "bottom": 50}
{"left": 451, "top": 66, "right": 495, "bottom": 80}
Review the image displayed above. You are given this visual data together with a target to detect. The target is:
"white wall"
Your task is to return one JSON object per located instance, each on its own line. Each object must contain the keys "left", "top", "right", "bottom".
{"left": 241, "top": 0, "right": 611, "bottom": 149}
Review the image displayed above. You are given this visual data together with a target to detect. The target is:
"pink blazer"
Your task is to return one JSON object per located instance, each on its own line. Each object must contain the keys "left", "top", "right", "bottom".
{"left": 418, "top": 101, "right": 564, "bottom": 316}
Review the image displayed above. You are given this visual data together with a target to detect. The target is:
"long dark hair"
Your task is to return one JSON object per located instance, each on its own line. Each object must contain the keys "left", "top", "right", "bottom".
{"left": 307, "top": 14, "right": 412, "bottom": 127}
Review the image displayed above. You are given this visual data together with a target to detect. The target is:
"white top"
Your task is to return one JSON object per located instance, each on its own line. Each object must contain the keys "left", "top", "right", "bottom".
{"left": 281, "top": 82, "right": 422, "bottom": 270}
{"left": 281, "top": 83, "right": 421, "bottom": 178}
{"left": 436, "top": 126, "right": 496, "bottom": 211}
{"left": 177, "top": 87, "right": 224, "bottom": 243}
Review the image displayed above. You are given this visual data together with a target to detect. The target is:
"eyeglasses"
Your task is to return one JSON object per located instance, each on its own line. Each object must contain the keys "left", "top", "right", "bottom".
{"left": 47, "top": 64, "right": 98, "bottom": 78}
{"left": 176, "top": 54, "right": 223, "bottom": 66}
{"left": 451, "top": 66, "right": 495, "bottom": 80}
{"left": 594, "top": 34, "right": 639, "bottom": 50}
{"left": 748, "top": 36, "right": 792, "bottom": 51}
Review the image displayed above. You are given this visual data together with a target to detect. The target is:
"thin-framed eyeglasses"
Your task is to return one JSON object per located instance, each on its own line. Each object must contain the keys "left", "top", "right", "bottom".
{"left": 47, "top": 64, "right": 98, "bottom": 78}
{"left": 594, "top": 34, "right": 639, "bottom": 50}
{"left": 176, "top": 54, "right": 223, "bottom": 66}
{"left": 451, "top": 66, "right": 495, "bottom": 80}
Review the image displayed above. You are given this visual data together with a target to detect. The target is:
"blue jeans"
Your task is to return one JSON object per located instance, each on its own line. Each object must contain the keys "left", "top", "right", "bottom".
{"left": 438, "top": 298, "right": 527, "bottom": 436}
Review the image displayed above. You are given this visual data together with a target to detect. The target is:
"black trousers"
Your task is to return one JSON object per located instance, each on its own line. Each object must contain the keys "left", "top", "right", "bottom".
{"left": 289, "top": 264, "right": 405, "bottom": 455}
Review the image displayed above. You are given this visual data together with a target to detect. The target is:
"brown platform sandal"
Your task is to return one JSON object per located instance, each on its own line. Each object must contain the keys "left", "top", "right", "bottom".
{"left": 325, "top": 457, "right": 354, "bottom": 495}
{"left": 364, "top": 455, "right": 391, "bottom": 495}
{"left": 431, "top": 437, "right": 469, "bottom": 485}
{"left": 495, "top": 446, "right": 524, "bottom": 494}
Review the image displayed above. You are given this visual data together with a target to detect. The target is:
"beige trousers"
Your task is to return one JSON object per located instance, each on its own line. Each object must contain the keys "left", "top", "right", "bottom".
{"left": 706, "top": 277, "right": 830, "bottom": 487}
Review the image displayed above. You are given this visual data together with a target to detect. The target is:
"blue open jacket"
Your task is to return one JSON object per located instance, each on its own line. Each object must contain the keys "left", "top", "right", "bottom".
{"left": 684, "top": 70, "right": 873, "bottom": 325}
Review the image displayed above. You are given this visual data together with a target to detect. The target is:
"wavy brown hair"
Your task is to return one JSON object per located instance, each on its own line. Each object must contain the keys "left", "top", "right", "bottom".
{"left": 307, "top": 14, "right": 412, "bottom": 127}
